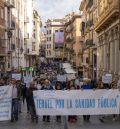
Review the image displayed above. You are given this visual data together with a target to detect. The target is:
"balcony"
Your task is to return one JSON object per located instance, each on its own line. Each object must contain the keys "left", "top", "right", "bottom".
{"left": 5, "top": 0, "right": 15, "bottom": 8}
{"left": 95, "top": 0, "right": 119, "bottom": 33}
{"left": 24, "top": 33, "right": 29, "bottom": 39}
{"left": 85, "top": 39, "right": 94, "bottom": 46}
{"left": 10, "top": 21, "right": 15, "bottom": 30}
{"left": 80, "top": 22, "right": 85, "bottom": 32}
{"left": 66, "top": 36, "right": 75, "bottom": 43}
{"left": 24, "top": 17, "right": 29, "bottom": 23}
{"left": 86, "top": 19, "right": 93, "bottom": 28}
{"left": 7, "top": 44, "right": 15, "bottom": 54}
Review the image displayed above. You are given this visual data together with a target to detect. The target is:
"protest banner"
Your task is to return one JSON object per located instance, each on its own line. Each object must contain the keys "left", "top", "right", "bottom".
{"left": 57, "top": 75, "right": 66, "bottom": 82}
{"left": 0, "top": 86, "right": 12, "bottom": 121}
{"left": 12, "top": 73, "right": 21, "bottom": 80}
{"left": 33, "top": 89, "right": 120, "bottom": 116}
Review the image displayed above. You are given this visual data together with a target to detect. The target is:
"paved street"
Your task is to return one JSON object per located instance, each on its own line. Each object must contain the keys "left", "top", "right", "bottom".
{"left": 0, "top": 104, "right": 120, "bottom": 129}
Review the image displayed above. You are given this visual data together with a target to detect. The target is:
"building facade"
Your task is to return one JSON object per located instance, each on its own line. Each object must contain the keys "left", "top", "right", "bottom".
{"left": 64, "top": 13, "right": 82, "bottom": 72}
{"left": 79, "top": 0, "right": 97, "bottom": 79}
{"left": 32, "top": 10, "right": 42, "bottom": 66}
{"left": 95, "top": 0, "right": 120, "bottom": 80}
{"left": 0, "top": 0, "right": 6, "bottom": 73}
{"left": 45, "top": 19, "right": 65, "bottom": 60}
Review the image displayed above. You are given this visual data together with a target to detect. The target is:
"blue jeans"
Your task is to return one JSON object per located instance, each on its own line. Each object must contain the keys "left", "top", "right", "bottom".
{"left": 11, "top": 99, "right": 18, "bottom": 120}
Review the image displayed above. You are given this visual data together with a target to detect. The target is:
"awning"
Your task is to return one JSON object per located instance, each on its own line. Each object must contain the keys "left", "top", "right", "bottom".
{"left": 64, "top": 68, "right": 76, "bottom": 74}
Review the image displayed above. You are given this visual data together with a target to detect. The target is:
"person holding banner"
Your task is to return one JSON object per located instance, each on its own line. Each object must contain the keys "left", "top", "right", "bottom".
{"left": 55, "top": 82, "right": 62, "bottom": 122}
{"left": 81, "top": 79, "right": 92, "bottom": 122}
{"left": 27, "top": 83, "right": 38, "bottom": 123}
{"left": 67, "top": 85, "right": 77, "bottom": 123}
{"left": 41, "top": 79, "right": 54, "bottom": 122}
{"left": 11, "top": 79, "right": 19, "bottom": 122}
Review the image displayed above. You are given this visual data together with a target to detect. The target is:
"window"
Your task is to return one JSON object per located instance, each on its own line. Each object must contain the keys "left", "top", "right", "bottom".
{"left": 0, "top": 8, "right": 4, "bottom": 19}
{"left": 60, "top": 30, "right": 64, "bottom": 32}
{"left": 49, "top": 30, "right": 51, "bottom": 34}
{"left": 33, "top": 21, "right": 35, "bottom": 25}
{"left": 49, "top": 44, "right": 51, "bottom": 48}
{"left": 49, "top": 37, "right": 51, "bottom": 41}
{"left": 50, "top": 44, "right": 51, "bottom": 48}
{"left": 49, "top": 50, "right": 51, "bottom": 55}
{"left": 34, "top": 33, "right": 35, "bottom": 38}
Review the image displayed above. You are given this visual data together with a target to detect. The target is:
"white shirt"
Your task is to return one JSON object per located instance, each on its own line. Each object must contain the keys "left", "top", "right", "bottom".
{"left": 12, "top": 86, "right": 17, "bottom": 99}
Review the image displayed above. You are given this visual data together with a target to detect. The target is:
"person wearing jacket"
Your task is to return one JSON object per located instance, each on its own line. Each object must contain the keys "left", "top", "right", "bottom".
{"left": 41, "top": 79, "right": 53, "bottom": 122}
{"left": 81, "top": 79, "right": 92, "bottom": 122}
{"left": 27, "top": 83, "right": 38, "bottom": 123}
{"left": 55, "top": 82, "right": 62, "bottom": 122}
{"left": 11, "top": 79, "right": 21, "bottom": 122}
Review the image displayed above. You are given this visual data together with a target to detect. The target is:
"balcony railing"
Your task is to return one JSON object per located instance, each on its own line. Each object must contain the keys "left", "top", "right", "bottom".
{"left": 7, "top": 44, "right": 15, "bottom": 54}
{"left": 85, "top": 39, "right": 94, "bottom": 46}
{"left": 95, "top": 0, "right": 119, "bottom": 32}
{"left": 5, "top": 0, "right": 15, "bottom": 8}
{"left": 85, "top": 19, "right": 93, "bottom": 28}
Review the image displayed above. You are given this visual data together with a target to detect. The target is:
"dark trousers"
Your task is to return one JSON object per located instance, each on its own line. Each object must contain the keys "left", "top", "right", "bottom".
{"left": 56, "top": 116, "right": 61, "bottom": 121}
{"left": 43, "top": 116, "right": 50, "bottom": 121}
{"left": 11, "top": 99, "right": 18, "bottom": 120}
{"left": 83, "top": 115, "right": 90, "bottom": 121}
{"left": 29, "top": 105, "right": 38, "bottom": 120}
{"left": 26, "top": 97, "right": 29, "bottom": 112}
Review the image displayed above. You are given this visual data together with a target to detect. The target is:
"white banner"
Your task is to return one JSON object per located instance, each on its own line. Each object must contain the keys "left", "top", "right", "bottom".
{"left": 0, "top": 86, "right": 12, "bottom": 121}
{"left": 33, "top": 90, "right": 120, "bottom": 116}
{"left": 12, "top": 73, "right": 21, "bottom": 80}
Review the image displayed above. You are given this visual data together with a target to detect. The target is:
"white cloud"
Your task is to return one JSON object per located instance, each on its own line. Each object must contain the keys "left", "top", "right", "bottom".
{"left": 33, "top": 0, "right": 82, "bottom": 22}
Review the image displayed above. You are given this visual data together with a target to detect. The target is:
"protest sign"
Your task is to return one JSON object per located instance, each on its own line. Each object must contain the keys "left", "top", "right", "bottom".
{"left": 102, "top": 75, "right": 112, "bottom": 84}
{"left": 24, "top": 75, "right": 33, "bottom": 84}
{"left": 66, "top": 74, "right": 76, "bottom": 81}
{"left": 57, "top": 75, "right": 66, "bottom": 82}
{"left": 33, "top": 89, "right": 120, "bottom": 116}
{"left": 12, "top": 73, "right": 21, "bottom": 80}
{"left": 0, "top": 86, "right": 12, "bottom": 121}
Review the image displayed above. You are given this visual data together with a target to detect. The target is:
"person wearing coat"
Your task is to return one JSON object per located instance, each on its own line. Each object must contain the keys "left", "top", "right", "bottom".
{"left": 41, "top": 79, "right": 54, "bottom": 122}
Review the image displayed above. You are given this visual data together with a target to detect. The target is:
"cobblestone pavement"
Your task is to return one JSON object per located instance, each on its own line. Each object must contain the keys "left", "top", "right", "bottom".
{"left": 0, "top": 104, "right": 120, "bottom": 129}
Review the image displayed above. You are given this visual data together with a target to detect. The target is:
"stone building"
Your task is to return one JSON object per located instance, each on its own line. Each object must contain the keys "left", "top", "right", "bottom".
{"left": 94, "top": 0, "right": 120, "bottom": 79}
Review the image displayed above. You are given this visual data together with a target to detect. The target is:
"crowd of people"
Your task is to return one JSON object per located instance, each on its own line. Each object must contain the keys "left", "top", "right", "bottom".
{"left": 0, "top": 60, "right": 120, "bottom": 124}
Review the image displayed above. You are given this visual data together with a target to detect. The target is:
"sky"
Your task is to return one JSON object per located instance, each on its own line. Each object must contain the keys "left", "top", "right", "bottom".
{"left": 33, "top": 0, "right": 82, "bottom": 23}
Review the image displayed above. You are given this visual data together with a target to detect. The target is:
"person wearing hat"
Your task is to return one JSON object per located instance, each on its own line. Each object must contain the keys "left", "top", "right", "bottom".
{"left": 41, "top": 79, "right": 53, "bottom": 122}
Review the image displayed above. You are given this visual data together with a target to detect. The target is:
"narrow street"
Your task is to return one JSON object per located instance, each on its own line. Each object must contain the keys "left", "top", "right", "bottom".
{"left": 0, "top": 104, "right": 120, "bottom": 129}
